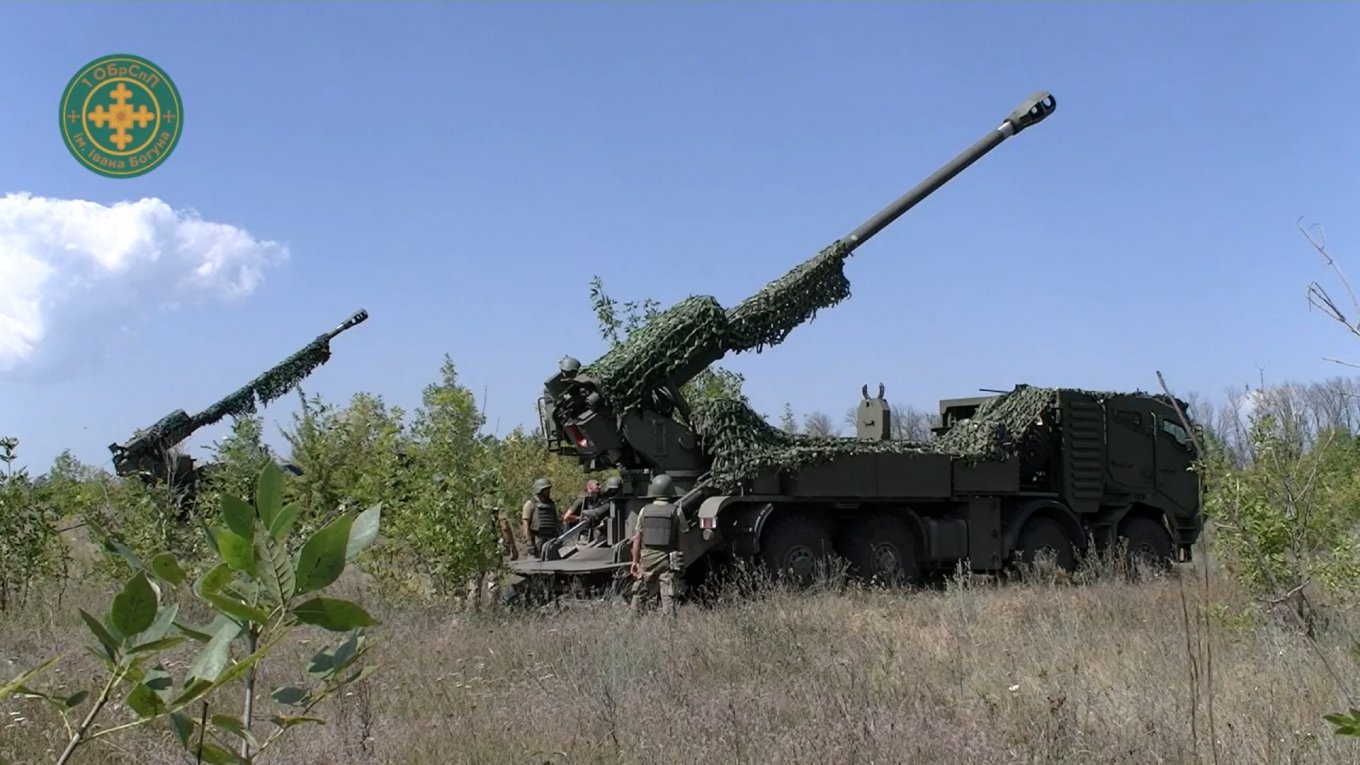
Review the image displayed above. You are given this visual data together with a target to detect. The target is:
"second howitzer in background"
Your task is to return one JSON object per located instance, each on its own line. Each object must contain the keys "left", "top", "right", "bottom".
{"left": 107, "top": 309, "right": 371, "bottom": 508}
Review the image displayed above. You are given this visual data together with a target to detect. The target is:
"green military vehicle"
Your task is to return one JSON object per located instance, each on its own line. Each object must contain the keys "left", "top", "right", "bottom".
{"left": 108, "top": 309, "right": 370, "bottom": 511}
{"left": 509, "top": 91, "right": 1203, "bottom": 591}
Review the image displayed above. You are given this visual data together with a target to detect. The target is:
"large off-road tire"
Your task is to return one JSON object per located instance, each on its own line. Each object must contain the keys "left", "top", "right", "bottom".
{"left": 1013, "top": 516, "right": 1077, "bottom": 572}
{"left": 1117, "top": 516, "right": 1174, "bottom": 576}
{"left": 835, "top": 513, "right": 922, "bottom": 587}
{"left": 759, "top": 513, "right": 835, "bottom": 587}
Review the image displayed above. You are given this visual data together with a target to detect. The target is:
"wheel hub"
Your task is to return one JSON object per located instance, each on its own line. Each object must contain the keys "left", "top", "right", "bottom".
{"left": 783, "top": 546, "right": 815, "bottom": 580}
{"left": 871, "top": 543, "right": 900, "bottom": 574}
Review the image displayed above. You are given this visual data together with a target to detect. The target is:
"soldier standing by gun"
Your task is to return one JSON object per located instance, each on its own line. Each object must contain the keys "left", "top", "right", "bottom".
{"left": 629, "top": 474, "right": 689, "bottom": 617}
{"left": 520, "top": 477, "right": 561, "bottom": 557}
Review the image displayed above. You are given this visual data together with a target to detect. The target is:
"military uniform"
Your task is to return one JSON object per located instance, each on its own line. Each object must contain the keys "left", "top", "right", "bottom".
{"left": 464, "top": 497, "right": 517, "bottom": 611}
{"left": 629, "top": 474, "right": 689, "bottom": 617}
{"left": 521, "top": 477, "right": 561, "bottom": 557}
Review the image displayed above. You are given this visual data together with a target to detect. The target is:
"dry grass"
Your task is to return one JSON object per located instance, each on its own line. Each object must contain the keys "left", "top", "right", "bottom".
{"left": 4, "top": 558, "right": 1360, "bottom": 765}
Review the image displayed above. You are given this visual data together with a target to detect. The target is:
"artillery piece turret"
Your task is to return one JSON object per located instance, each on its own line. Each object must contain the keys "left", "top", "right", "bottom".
{"left": 109, "top": 309, "right": 370, "bottom": 508}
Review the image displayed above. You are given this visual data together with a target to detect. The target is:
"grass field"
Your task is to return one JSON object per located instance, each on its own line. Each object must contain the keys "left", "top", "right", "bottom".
{"left": 5, "top": 551, "right": 1360, "bottom": 765}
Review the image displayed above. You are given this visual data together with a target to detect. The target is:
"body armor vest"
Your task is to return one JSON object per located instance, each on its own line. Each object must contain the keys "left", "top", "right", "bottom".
{"left": 638, "top": 502, "right": 677, "bottom": 549}
{"left": 530, "top": 499, "right": 560, "bottom": 535}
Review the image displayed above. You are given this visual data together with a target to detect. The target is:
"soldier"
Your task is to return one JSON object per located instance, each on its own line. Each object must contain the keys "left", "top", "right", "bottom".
{"left": 465, "top": 498, "right": 518, "bottom": 611}
{"left": 562, "top": 478, "right": 603, "bottom": 526}
{"left": 629, "top": 473, "right": 689, "bottom": 617}
{"left": 520, "top": 477, "right": 561, "bottom": 557}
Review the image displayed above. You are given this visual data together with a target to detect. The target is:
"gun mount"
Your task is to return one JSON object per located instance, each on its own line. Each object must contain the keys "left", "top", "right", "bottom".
{"left": 109, "top": 309, "right": 370, "bottom": 503}
{"left": 539, "top": 92, "right": 1056, "bottom": 484}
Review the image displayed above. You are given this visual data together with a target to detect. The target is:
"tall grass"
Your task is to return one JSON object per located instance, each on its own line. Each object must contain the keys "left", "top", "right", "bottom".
{"left": 4, "top": 552, "right": 1358, "bottom": 765}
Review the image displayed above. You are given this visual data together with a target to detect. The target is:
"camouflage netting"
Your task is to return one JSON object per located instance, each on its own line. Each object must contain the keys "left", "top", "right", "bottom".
{"left": 582, "top": 242, "right": 855, "bottom": 414}
{"left": 191, "top": 339, "right": 335, "bottom": 427}
{"left": 687, "top": 397, "right": 939, "bottom": 492}
{"left": 583, "top": 296, "right": 729, "bottom": 413}
{"left": 688, "top": 385, "right": 1153, "bottom": 493}
{"left": 725, "top": 240, "right": 852, "bottom": 352}
{"left": 572, "top": 232, "right": 1164, "bottom": 491}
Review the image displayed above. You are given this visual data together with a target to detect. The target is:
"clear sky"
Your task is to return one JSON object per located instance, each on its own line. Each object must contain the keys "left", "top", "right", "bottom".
{"left": 3, "top": 2, "right": 1359, "bottom": 473}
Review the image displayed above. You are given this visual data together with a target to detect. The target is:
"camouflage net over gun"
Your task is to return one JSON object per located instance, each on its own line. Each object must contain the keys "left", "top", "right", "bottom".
{"left": 583, "top": 242, "right": 854, "bottom": 413}
{"left": 574, "top": 232, "right": 1156, "bottom": 491}
{"left": 192, "top": 339, "right": 334, "bottom": 427}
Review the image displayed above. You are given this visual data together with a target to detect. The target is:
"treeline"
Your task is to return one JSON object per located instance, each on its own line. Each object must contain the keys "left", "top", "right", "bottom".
{"left": 5, "top": 276, "right": 1360, "bottom": 622}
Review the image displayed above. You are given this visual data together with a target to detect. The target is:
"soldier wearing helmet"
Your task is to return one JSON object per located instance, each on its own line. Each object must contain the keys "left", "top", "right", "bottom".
{"left": 629, "top": 473, "right": 690, "bottom": 617}
{"left": 520, "top": 477, "right": 561, "bottom": 557}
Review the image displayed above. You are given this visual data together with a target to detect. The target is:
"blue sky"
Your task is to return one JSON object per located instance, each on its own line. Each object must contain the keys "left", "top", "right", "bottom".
{"left": 3, "top": 2, "right": 1359, "bottom": 473}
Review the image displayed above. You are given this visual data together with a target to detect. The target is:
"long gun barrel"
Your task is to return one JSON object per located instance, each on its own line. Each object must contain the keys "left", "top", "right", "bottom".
{"left": 562, "top": 91, "right": 1057, "bottom": 416}
{"left": 109, "top": 309, "right": 370, "bottom": 478}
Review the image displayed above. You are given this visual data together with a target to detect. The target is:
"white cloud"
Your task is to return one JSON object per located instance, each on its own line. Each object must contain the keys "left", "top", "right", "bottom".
{"left": 0, "top": 193, "right": 288, "bottom": 382}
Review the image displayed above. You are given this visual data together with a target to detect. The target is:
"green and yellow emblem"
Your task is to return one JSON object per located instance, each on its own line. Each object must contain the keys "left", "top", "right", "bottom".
{"left": 60, "top": 54, "right": 183, "bottom": 178}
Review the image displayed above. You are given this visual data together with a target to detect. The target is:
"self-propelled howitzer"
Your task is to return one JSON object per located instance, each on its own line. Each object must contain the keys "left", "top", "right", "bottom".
{"left": 514, "top": 91, "right": 1203, "bottom": 597}
{"left": 539, "top": 92, "right": 1057, "bottom": 484}
{"left": 109, "top": 309, "right": 370, "bottom": 493}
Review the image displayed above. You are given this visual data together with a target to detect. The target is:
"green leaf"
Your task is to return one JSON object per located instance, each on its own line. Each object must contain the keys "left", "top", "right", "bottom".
{"left": 272, "top": 712, "right": 327, "bottom": 729}
{"left": 204, "top": 591, "right": 272, "bottom": 626}
{"left": 125, "top": 681, "right": 166, "bottom": 719}
{"left": 110, "top": 571, "right": 159, "bottom": 639}
{"left": 175, "top": 613, "right": 237, "bottom": 643}
{"left": 130, "top": 636, "right": 187, "bottom": 655}
{"left": 221, "top": 495, "right": 255, "bottom": 542}
{"left": 0, "top": 655, "right": 61, "bottom": 701}
{"left": 140, "top": 602, "right": 180, "bottom": 645}
{"left": 185, "top": 620, "right": 240, "bottom": 685}
{"left": 101, "top": 536, "right": 146, "bottom": 573}
{"left": 80, "top": 609, "right": 122, "bottom": 662}
{"left": 346, "top": 504, "right": 381, "bottom": 560}
{"left": 193, "top": 741, "right": 244, "bottom": 765}
{"left": 256, "top": 461, "right": 285, "bottom": 531}
{"left": 269, "top": 503, "right": 301, "bottom": 542}
{"left": 216, "top": 526, "right": 257, "bottom": 574}
{"left": 194, "top": 562, "right": 234, "bottom": 598}
{"left": 168, "top": 712, "right": 195, "bottom": 747}
{"left": 294, "top": 514, "right": 354, "bottom": 594}
{"left": 257, "top": 519, "right": 297, "bottom": 604}
{"left": 291, "top": 597, "right": 378, "bottom": 632}
{"left": 149, "top": 552, "right": 186, "bottom": 586}
{"left": 200, "top": 518, "right": 221, "bottom": 556}
{"left": 270, "top": 686, "right": 312, "bottom": 706}
{"left": 211, "top": 714, "right": 260, "bottom": 748}
{"left": 65, "top": 690, "right": 90, "bottom": 708}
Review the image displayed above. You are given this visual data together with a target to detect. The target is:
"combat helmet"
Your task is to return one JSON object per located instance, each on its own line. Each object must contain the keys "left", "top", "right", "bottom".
{"left": 645, "top": 474, "right": 677, "bottom": 499}
{"left": 532, "top": 477, "right": 552, "bottom": 494}
{"left": 603, "top": 476, "right": 623, "bottom": 493}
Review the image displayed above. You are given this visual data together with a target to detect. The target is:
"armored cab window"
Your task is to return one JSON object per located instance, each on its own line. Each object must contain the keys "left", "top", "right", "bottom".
{"left": 1159, "top": 417, "right": 1190, "bottom": 448}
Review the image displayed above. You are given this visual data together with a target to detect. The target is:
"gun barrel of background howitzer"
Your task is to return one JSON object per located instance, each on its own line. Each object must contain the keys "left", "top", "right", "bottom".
{"left": 321, "top": 309, "right": 369, "bottom": 342}
{"left": 840, "top": 91, "right": 1056, "bottom": 254}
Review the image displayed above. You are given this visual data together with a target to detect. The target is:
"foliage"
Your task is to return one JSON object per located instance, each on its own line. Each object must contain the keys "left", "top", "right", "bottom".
{"left": 281, "top": 391, "right": 406, "bottom": 539}
{"left": 1, "top": 462, "right": 381, "bottom": 764}
{"left": 365, "top": 356, "right": 499, "bottom": 597}
{"left": 0, "top": 437, "right": 66, "bottom": 610}
{"left": 1203, "top": 408, "right": 1360, "bottom": 602}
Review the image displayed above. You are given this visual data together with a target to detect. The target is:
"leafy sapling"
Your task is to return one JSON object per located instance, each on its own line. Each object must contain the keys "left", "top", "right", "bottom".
{"left": 2, "top": 461, "right": 382, "bottom": 764}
